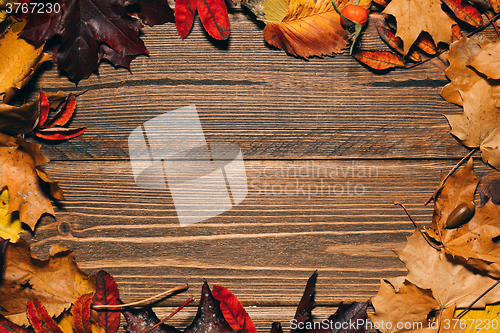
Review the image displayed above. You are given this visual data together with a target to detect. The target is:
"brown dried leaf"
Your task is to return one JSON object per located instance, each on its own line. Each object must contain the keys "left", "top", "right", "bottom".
{"left": 263, "top": 0, "right": 348, "bottom": 58}
{"left": 382, "top": 0, "right": 454, "bottom": 55}
{"left": 0, "top": 240, "right": 96, "bottom": 326}
{"left": 478, "top": 171, "right": 500, "bottom": 206}
{"left": 0, "top": 21, "right": 52, "bottom": 104}
{"left": 469, "top": 39, "right": 500, "bottom": 79}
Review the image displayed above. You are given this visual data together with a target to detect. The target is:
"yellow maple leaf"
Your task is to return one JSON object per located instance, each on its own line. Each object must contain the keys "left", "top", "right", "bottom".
{"left": 382, "top": 0, "right": 454, "bottom": 55}
{"left": 0, "top": 189, "right": 23, "bottom": 243}
{"left": 457, "top": 303, "right": 500, "bottom": 333}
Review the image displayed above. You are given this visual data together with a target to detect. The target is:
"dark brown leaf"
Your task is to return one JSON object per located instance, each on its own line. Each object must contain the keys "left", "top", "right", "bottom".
{"left": 292, "top": 271, "right": 317, "bottom": 333}
{"left": 136, "top": 0, "right": 175, "bottom": 26}
{"left": 479, "top": 171, "right": 500, "bottom": 206}
{"left": 123, "top": 307, "right": 180, "bottom": 333}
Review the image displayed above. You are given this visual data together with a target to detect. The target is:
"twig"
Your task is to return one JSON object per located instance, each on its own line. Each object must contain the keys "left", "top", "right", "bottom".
{"left": 466, "top": 12, "right": 500, "bottom": 38}
{"left": 405, "top": 48, "right": 447, "bottom": 69}
{"left": 457, "top": 279, "right": 500, "bottom": 318}
{"left": 485, "top": 12, "right": 500, "bottom": 37}
{"left": 92, "top": 283, "right": 189, "bottom": 309}
{"left": 394, "top": 202, "right": 443, "bottom": 250}
{"left": 140, "top": 296, "right": 195, "bottom": 333}
{"left": 424, "top": 149, "right": 477, "bottom": 206}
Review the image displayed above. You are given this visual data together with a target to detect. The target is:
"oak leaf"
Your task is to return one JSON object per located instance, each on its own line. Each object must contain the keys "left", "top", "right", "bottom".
{"left": 0, "top": 240, "right": 96, "bottom": 326}
{"left": 392, "top": 230, "right": 500, "bottom": 309}
{"left": 0, "top": 133, "right": 64, "bottom": 229}
{"left": 0, "top": 20, "right": 52, "bottom": 104}
{"left": 19, "top": 0, "right": 149, "bottom": 83}
{"left": 382, "top": 0, "right": 454, "bottom": 55}
{"left": 469, "top": 39, "right": 500, "bottom": 80}
{"left": 0, "top": 190, "right": 23, "bottom": 243}
{"left": 369, "top": 279, "right": 438, "bottom": 333}
{"left": 262, "top": 0, "right": 348, "bottom": 58}
{"left": 445, "top": 80, "right": 500, "bottom": 169}
{"left": 212, "top": 285, "right": 256, "bottom": 333}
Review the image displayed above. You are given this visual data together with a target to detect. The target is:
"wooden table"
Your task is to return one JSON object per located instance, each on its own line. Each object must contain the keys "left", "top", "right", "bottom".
{"left": 22, "top": 9, "right": 496, "bottom": 332}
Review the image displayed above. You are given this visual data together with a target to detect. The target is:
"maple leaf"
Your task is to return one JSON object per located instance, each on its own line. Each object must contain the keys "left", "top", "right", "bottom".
{"left": 457, "top": 303, "right": 500, "bottom": 332}
{"left": 445, "top": 80, "right": 500, "bottom": 169}
{"left": 382, "top": 0, "right": 454, "bottom": 55}
{"left": 262, "top": 0, "right": 348, "bottom": 58}
{"left": 469, "top": 39, "right": 500, "bottom": 80}
{"left": 441, "top": 35, "right": 492, "bottom": 106}
{"left": 93, "top": 270, "right": 121, "bottom": 333}
{"left": 0, "top": 240, "right": 96, "bottom": 326}
{"left": 136, "top": 0, "right": 175, "bottom": 27}
{"left": 0, "top": 189, "right": 23, "bottom": 243}
{"left": 0, "top": 20, "right": 52, "bottom": 103}
{"left": 212, "top": 285, "right": 257, "bottom": 333}
{"left": 184, "top": 281, "right": 236, "bottom": 333}
{"left": 478, "top": 171, "right": 500, "bottom": 206}
{"left": 123, "top": 307, "right": 181, "bottom": 333}
{"left": 175, "top": 0, "right": 230, "bottom": 40}
{"left": 369, "top": 279, "right": 438, "bottom": 333}
{"left": 19, "top": 0, "right": 149, "bottom": 83}
{"left": 0, "top": 133, "right": 64, "bottom": 229}
{"left": 392, "top": 230, "right": 500, "bottom": 309}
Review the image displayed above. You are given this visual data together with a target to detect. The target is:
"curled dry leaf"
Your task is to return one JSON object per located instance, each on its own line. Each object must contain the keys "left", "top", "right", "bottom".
{"left": 414, "top": 32, "right": 437, "bottom": 55}
{"left": 445, "top": 80, "right": 500, "bottom": 169}
{"left": 0, "top": 133, "right": 64, "bottom": 229}
{"left": 382, "top": 0, "right": 454, "bottom": 55}
{"left": 352, "top": 51, "right": 404, "bottom": 70}
{"left": 262, "top": 0, "right": 348, "bottom": 58}
{"left": 369, "top": 279, "right": 438, "bottom": 333}
{"left": 0, "top": 20, "right": 52, "bottom": 104}
{"left": 0, "top": 240, "right": 96, "bottom": 326}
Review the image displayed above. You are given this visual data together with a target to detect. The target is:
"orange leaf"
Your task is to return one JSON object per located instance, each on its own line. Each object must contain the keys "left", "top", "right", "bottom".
{"left": 38, "top": 91, "right": 49, "bottom": 128}
{"left": 198, "top": 0, "right": 230, "bottom": 40}
{"left": 73, "top": 294, "right": 93, "bottom": 333}
{"left": 377, "top": 26, "right": 421, "bottom": 62}
{"left": 442, "top": 0, "right": 482, "bottom": 27}
{"left": 212, "top": 285, "right": 256, "bottom": 333}
{"left": 414, "top": 32, "right": 437, "bottom": 55}
{"left": 352, "top": 50, "right": 404, "bottom": 70}
{"left": 492, "top": 0, "right": 500, "bottom": 12}
{"left": 372, "top": 0, "right": 389, "bottom": 7}
{"left": 27, "top": 299, "right": 63, "bottom": 333}
{"left": 451, "top": 24, "right": 462, "bottom": 42}
{"left": 35, "top": 127, "right": 87, "bottom": 141}
{"left": 263, "top": 0, "right": 348, "bottom": 58}
{"left": 43, "top": 94, "right": 76, "bottom": 128}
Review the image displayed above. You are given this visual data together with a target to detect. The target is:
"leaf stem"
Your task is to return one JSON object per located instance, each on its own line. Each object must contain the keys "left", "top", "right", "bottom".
{"left": 140, "top": 296, "right": 195, "bottom": 333}
{"left": 92, "top": 283, "right": 189, "bottom": 309}
{"left": 457, "top": 279, "right": 500, "bottom": 318}
{"left": 394, "top": 202, "right": 443, "bottom": 250}
{"left": 424, "top": 149, "right": 477, "bottom": 206}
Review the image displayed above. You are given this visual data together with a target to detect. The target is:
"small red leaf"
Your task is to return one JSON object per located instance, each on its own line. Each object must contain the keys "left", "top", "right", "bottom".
{"left": 197, "top": 0, "right": 230, "bottom": 40}
{"left": 414, "top": 32, "right": 437, "bottom": 55}
{"left": 35, "top": 127, "right": 87, "bottom": 140}
{"left": 73, "top": 294, "right": 93, "bottom": 333}
{"left": 43, "top": 94, "right": 76, "bottom": 128}
{"left": 442, "top": 0, "right": 483, "bottom": 27}
{"left": 38, "top": 91, "right": 49, "bottom": 128}
{"left": 0, "top": 315, "right": 31, "bottom": 333}
{"left": 212, "top": 286, "right": 256, "bottom": 333}
{"left": 175, "top": 0, "right": 198, "bottom": 38}
{"left": 451, "top": 24, "right": 462, "bottom": 42}
{"left": 27, "top": 299, "right": 64, "bottom": 333}
{"left": 93, "top": 270, "right": 121, "bottom": 333}
{"left": 353, "top": 51, "right": 404, "bottom": 70}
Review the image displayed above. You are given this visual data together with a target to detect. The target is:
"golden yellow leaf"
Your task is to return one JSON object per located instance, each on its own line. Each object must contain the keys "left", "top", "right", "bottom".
{"left": 263, "top": 0, "right": 348, "bottom": 58}
{"left": 382, "top": 0, "right": 454, "bottom": 55}
{"left": 457, "top": 303, "right": 500, "bottom": 333}
{"left": 0, "top": 240, "right": 96, "bottom": 326}
{"left": 0, "top": 20, "right": 52, "bottom": 103}
{"left": 0, "top": 189, "right": 23, "bottom": 243}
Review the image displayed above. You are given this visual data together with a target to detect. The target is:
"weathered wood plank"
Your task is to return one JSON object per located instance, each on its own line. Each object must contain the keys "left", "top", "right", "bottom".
{"left": 24, "top": 159, "right": 490, "bottom": 307}
{"left": 25, "top": 14, "right": 488, "bottom": 161}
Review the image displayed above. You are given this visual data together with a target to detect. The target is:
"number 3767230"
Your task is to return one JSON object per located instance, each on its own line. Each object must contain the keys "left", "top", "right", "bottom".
{"left": 6, "top": 2, "right": 61, "bottom": 14}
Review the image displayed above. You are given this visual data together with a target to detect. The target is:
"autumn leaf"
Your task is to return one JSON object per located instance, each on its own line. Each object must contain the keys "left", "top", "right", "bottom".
{"left": 93, "top": 271, "right": 121, "bottom": 333}
{"left": 175, "top": 0, "right": 230, "bottom": 40}
{"left": 445, "top": 80, "right": 500, "bottom": 169}
{"left": 136, "top": 0, "right": 175, "bottom": 27}
{"left": 73, "top": 294, "right": 93, "bottom": 333}
{"left": 292, "top": 271, "right": 317, "bottom": 332}
{"left": 392, "top": 230, "right": 500, "bottom": 309}
{"left": 313, "top": 301, "right": 368, "bottom": 333}
{"left": 0, "top": 190, "right": 23, "bottom": 243}
{"left": 441, "top": 35, "right": 492, "bottom": 106}
{"left": 262, "top": 0, "right": 348, "bottom": 58}
{"left": 369, "top": 279, "right": 438, "bottom": 333}
{"left": 27, "top": 299, "right": 64, "bottom": 333}
{"left": 0, "top": 240, "right": 96, "bottom": 326}
{"left": 469, "top": 39, "right": 500, "bottom": 80}
{"left": 414, "top": 32, "right": 437, "bottom": 55}
{"left": 212, "top": 285, "right": 256, "bottom": 333}
{"left": 457, "top": 303, "right": 500, "bottom": 333}
{"left": 19, "top": 0, "right": 149, "bottom": 83}
{"left": 352, "top": 51, "right": 404, "bottom": 70}
{"left": 0, "top": 315, "right": 32, "bottom": 333}
{"left": 376, "top": 26, "right": 422, "bottom": 61}
{"left": 0, "top": 133, "right": 64, "bottom": 229}
{"left": 441, "top": 0, "right": 482, "bottom": 27}
{"left": 0, "top": 20, "right": 51, "bottom": 103}
{"left": 123, "top": 307, "right": 180, "bottom": 333}
{"left": 478, "top": 171, "right": 500, "bottom": 206}
{"left": 382, "top": 0, "right": 454, "bottom": 55}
